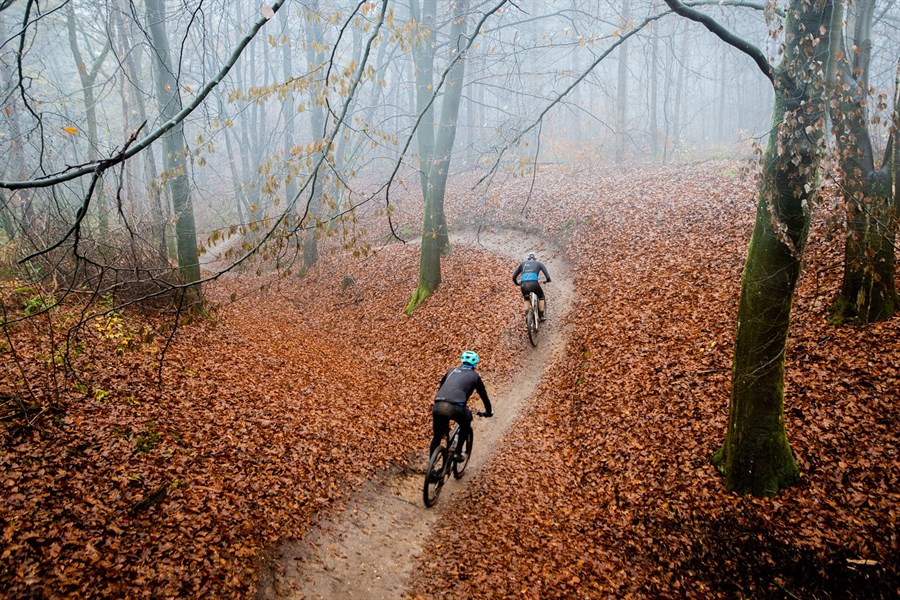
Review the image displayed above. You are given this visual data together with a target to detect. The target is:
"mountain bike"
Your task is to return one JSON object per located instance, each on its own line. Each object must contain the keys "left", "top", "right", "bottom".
{"left": 423, "top": 412, "right": 485, "bottom": 507}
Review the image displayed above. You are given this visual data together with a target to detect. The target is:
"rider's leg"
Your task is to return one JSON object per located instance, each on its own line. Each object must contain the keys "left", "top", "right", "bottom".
{"left": 456, "top": 406, "right": 473, "bottom": 457}
{"left": 522, "top": 282, "right": 537, "bottom": 316}
{"left": 430, "top": 405, "right": 450, "bottom": 456}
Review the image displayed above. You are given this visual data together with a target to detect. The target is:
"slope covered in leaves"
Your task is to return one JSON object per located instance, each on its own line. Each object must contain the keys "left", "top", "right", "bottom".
{"left": 0, "top": 243, "right": 522, "bottom": 597}
{"left": 408, "top": 163, "right": 899, "bottom": 598}
{"left": 2, "top": 161, "right": 898, "bottom": 598}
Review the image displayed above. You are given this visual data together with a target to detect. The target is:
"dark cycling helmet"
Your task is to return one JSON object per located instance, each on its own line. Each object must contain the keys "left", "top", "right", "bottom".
{"left": 461, "top": 350, "right": 480, "bottom": 366}
{"left": 525, "top": 251, "right": 536, "bottom": 260}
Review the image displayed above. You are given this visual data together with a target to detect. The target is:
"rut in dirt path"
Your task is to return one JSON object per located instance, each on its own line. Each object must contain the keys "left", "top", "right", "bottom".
{"left": 255, "top": 229, "right": 575, "bottom": 600}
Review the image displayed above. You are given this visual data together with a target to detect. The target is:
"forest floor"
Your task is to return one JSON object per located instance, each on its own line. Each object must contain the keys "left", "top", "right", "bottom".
{"left": 1, "top": 161, "right": 898, "bottom": 599}
{"left": 255, "top": 228, "right": 577, "bottom": 599}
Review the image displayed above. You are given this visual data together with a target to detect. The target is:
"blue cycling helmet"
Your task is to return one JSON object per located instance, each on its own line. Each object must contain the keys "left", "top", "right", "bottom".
{"left": 461, "top": 350, "right": 480, "bottom": 366}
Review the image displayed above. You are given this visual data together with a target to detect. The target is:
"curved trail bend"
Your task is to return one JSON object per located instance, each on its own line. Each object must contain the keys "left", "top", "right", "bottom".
{"left": 256, "top": 229, "right": 575, "bottom": 599}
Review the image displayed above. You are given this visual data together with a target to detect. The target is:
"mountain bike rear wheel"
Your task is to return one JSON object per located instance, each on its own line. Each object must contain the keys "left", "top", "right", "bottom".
{"left": 452, "top": 429, "right": 474, "bottom": 479}
{"left": 423, "top": 446, "right": 448, "bottom": 507}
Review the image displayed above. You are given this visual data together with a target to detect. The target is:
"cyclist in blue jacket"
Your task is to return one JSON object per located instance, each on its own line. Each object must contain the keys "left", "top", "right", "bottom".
{"left": 430, "top": 351, "right": 493, "bottom": 462}
{"left": 512, "top": 251, "right": 551, "bottom": 321}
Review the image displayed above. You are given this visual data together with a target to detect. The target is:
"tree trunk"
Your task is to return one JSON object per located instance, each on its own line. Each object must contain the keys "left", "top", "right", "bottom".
{"left": 649, "top": 25, "right": 659, "bottom": 159}
{"left": 0, "top": 14, "right": 28, "bottom": 239}
{"left": 302, "top": 1, "right": 328, "bottom": 271}
{"left": 114, "top": 0, "right": 168, "bottom": 265}
{"left": 465, "top": 71, "right": 475, "bottom": 164}
{"left": 712, "top": 0, "right": 836, "bottom": 497}
{"left": 828, "top": 0, "right": 897, "bottom": 323}
{"left": 280, "top": 9, "right": 299, "bottom": 231}
{"left": 230, "top": 0, "right": 259, "bottom": 241}
{"left": 615, "top": 0, "right": 629, "bottom": 162}
{"left": 831, "top": 175, "right": 896, "bottom": 323}
{"left": 145, "top": 0, "right": 201, "bottom": 300}
{"left": 406, "top": 0, "right": 468, "bottom": 313}
{"left": 66, "top": 1, "right": 110, "bottom": 235}
{"left": 218, "top": 93, "right": 247, "bottom": 228}
{"left": 670, "top": 21, "right": 688, "bottom": 160}
{"left": 717, "top": 49, "right": 727, "bottom": 142}
{"left": 112, "top": 4, "right": 135, "bottom": 224}
{"left": 894, "top": 60, "right": 900, "bottom": 229}
{"left": 0, "top": 190, "right": 15, "bottom": 240}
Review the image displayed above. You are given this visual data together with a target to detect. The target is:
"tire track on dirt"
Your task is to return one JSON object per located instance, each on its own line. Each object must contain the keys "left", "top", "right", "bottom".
{"left": 255, "top": 228, "right": 575, "bottom": 599}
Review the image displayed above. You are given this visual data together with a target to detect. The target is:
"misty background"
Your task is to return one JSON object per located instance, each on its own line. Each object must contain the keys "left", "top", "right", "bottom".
{"left": 0, "top": 0, "right": 897, "bottom": 298}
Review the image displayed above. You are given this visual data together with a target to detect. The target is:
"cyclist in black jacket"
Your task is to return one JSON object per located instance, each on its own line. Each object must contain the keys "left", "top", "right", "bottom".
{"left": 512, "top": 251, "right": 551, "bottom": 321}
{"left": 430, "top": 351, "right": 493, "bottom": 461}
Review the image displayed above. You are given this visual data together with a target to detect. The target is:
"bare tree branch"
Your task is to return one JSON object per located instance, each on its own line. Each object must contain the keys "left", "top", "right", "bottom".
{"left": 663, "top": 0, "right": 774, "bottom": 83}
{"left": 0, "top": 0, "right": 289, "bottom": 190}
{"left": 477, "top": 10, "right": 669, "bottom": 187}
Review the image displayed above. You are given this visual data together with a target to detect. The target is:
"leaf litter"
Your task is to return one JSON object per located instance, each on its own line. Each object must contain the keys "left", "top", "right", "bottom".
{"left": 1, "top": 161, "right": 897, "bottom": 598}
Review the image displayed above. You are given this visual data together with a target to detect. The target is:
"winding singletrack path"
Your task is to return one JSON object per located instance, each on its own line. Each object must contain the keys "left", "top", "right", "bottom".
{"left": 256, "top": 228, "right": 575, "bottom": 599}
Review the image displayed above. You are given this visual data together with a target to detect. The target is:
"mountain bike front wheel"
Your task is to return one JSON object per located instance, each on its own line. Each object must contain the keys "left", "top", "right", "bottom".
{"left": 423, "top": 445, "right": 448, "bottom": 507}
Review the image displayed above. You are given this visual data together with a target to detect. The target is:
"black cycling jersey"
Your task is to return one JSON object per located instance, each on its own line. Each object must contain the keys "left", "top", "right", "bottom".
{"left": 434, "top": 365, "right": 491, "bottom": 413}
{"left": 431, "top": 364, "right": 492, "bottom": 458}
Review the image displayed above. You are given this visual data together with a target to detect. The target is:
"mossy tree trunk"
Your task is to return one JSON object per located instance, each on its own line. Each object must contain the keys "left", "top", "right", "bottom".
{"left": 832, "top": 178, "right": 896, "bottom": 323}
{"left": 146, "top": 0, "right": 201, "bottom": 302}
{"left": 710, "top": 0, "right": 836, "bottom": 497}
{"left": 406, "top": 0, "right": 468, "bottom": 313}
{"left": 894, "top": 62, "right": 900, "bottom": 249}
{"left": 828, "top": 0, "right": 897, "bottom": 324}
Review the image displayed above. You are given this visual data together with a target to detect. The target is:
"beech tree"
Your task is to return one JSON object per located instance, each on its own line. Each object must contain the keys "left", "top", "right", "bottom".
{"left": 405, "top": 0, "right": 471, "bottom": 312}
{"left": 111, "top": 0, "right": 168, "bottom": 265}
{"left": 65, "top": 1, "right": 111, "bottom": 235}
{"left": 145, "top": 0, "right": 201, "bottom": 301}
{"left": 301, "top": 1, "right": 328, "bottom": 271}
{"left": 827, "top": 0, "right": 897, "bottom": 323}
{"left": 665, "top": 0, "right": 838, "bottom": 496}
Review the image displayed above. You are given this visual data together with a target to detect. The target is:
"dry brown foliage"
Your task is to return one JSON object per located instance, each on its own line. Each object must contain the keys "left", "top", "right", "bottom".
{"left": 411, "top": 163, "right": 899, "bottom": 598}
{"left": 2, "top": 161, "right": 898, "bottom": 598}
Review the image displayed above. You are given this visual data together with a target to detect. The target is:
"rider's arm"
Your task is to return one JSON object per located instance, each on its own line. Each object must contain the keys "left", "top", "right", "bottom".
{"left": 512, "top": 264, "right": 522, "bottom": 285}
{"left": 475, "top": 377, "right": 493, "bottom": 415}
{"left": 541, "top": 263, "right": 551, "bottom": 283}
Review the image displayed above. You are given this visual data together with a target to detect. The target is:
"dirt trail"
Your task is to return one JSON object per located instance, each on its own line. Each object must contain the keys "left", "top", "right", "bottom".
{"left": 256, "top": 229, "right": 575, "bottom": 599}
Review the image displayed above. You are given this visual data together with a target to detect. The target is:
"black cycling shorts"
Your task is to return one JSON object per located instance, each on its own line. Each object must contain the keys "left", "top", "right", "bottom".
{"left": 520, "top": 280, "right": 544, "bottom": 300}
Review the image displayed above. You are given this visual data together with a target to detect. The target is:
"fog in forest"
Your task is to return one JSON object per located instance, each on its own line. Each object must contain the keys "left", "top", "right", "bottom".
{"left": 3, "top": 2, "right": 900, "bottom": 597}
{"left": 0, "top": 0, "right": 898, "bottom": 298}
